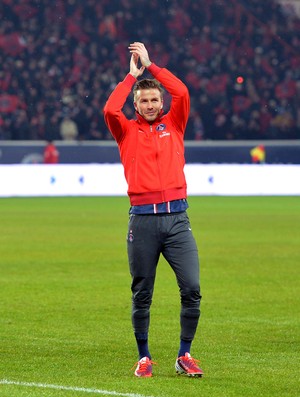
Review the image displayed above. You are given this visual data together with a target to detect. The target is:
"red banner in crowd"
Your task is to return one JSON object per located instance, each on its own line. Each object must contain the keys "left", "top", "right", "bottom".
{"left": 0, "top": 94, "right": 19, "bottom": 113}
{"left": 0, "top": 33, "right": 26, "bottom": 56}
{"left": 66, "top": 8, "right": 89, "bottom": 43}
{"left": 233, "top": 95, "right": 252, "bottom": 114}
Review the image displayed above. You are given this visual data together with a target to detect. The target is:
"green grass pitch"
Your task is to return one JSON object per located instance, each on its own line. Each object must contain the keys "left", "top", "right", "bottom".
{"left": 0, "top": 196, "right": 299, "bottom": 397}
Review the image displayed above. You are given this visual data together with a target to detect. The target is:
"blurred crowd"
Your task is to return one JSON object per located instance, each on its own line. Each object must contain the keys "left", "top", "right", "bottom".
{"left": 0, "top": 0, "right": 300, "bottom": 141}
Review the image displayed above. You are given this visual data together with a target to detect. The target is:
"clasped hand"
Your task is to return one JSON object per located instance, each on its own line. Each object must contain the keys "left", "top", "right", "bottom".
{"left": 129, "top": 42, "right": 151, "bottom": 78}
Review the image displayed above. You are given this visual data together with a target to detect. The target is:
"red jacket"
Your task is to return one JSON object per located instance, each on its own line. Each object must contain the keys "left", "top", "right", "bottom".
{"left": 103, "top": 63, "right": 190, "bottom": 206}
{"left": 44, "top": 143, "right": 59, "bottom": 164}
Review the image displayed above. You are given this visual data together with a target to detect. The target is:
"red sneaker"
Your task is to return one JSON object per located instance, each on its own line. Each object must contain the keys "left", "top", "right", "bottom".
{"left": 133, "top": 356, "right": 156, "bottom": 377}
{"left": 175, "top": 353, "right": 204, "bottom": 377}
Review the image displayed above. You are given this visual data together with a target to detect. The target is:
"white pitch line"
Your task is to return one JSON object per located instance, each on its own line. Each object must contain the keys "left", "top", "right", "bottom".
{"left": 0, "top": 379, "right": 156, "bottom": 397}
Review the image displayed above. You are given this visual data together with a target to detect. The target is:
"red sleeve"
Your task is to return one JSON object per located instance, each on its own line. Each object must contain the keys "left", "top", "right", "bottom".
{"left": 148, "top": 64, "right": 190, "bottom": 135}
{"left": 103, "top": 73, "right": 136, "bottom": 142}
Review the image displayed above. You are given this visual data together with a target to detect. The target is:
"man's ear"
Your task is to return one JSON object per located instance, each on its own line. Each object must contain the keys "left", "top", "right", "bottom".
{"left": 134, "top": 102, "right": 137, "bottom": 111}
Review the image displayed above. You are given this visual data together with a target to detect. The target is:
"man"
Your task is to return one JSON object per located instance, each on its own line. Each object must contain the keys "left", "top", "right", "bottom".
{"left": 103, "top": 42, "right": 203, "bottom": 378}
{"left": 43, "top": 140, "right": 59, "bottom": 164}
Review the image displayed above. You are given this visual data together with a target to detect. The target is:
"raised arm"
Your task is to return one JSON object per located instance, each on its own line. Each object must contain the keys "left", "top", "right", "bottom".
{"left": 103, "top": 48, "right": 146, "bottom": 142}
{"left": 129, "top": 42, "right": 190, "bottom": 134}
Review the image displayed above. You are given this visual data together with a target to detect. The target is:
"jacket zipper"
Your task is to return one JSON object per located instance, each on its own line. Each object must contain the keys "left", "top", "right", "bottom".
{"left": 152, "top": 124, "right": 165, "bottom": 202}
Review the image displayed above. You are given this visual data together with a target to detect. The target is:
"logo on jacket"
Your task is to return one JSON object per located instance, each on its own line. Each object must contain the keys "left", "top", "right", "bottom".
{"left": 156, "top": 123, "right": 170, "bottom": 138}
{"left": 159, "top": 131, "right": 170, "bottom": 138}
{"left": 156, "top": 124, "right": 166, "bottom": 131}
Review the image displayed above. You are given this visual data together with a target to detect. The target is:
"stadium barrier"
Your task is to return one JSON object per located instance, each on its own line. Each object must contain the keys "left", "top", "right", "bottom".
{"left": 0, "top": 163, "right": 299, "bottom": 197}
{"left": 0, "top": 140, "right": 300, "bottom": 164}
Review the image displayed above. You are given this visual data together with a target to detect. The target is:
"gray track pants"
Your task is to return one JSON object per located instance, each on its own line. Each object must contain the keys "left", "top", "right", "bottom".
{"left": 127, "top": 211, "right": 201, "bottom": 341}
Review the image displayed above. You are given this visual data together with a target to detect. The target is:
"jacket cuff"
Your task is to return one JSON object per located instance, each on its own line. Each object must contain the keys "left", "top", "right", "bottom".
{"left": 124, "top": 73, "right": 137, "bottom": 87}
{"left": 147, "top": 62, "right": 162, "bottom": 77}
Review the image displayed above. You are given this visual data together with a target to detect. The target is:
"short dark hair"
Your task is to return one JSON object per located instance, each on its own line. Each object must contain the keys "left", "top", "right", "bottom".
{"left": 133, "top": 79, "right": 164, "bottom": 101}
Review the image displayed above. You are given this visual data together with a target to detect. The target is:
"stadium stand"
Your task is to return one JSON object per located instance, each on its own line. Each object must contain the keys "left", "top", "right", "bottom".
{"left": 0, "top": 0, "right": 299, "bottom": 141}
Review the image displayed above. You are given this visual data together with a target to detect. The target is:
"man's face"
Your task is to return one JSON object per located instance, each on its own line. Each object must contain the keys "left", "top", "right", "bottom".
{"left": 134, "top": 88, "right": 163, "bottom": 122}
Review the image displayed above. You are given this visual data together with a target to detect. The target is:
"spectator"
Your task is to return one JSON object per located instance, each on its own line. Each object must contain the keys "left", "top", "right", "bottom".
{"left": 43, "top": 140, "right": 59, "bottom": 164}
{"left": 10, "top": 109, "right": 31, "bottom": 140}
{"left": 59, "top": 116, "right": 78, "bottom": 141}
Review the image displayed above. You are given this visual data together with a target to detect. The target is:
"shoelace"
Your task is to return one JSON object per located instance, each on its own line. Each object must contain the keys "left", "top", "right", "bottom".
{"left": 184, "top": 356, "right": 201, "bottom": 370}
{"left": 132, "top": 359, "right": 157, "bottom": 371}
